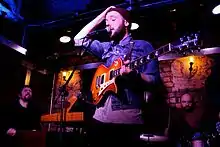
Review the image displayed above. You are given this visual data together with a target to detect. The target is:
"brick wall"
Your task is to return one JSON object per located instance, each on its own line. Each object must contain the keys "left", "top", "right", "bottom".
{"left": 159, "top": 55, "right": 214, "bottom": 108}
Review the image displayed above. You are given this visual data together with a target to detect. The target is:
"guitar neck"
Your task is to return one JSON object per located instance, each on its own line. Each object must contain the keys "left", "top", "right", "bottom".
{"left": 128, "top": 43, "right": 173, "bottom": 70}
{"left": 111, "top": 43, "right": 173, "bottom": 78}
{"left": 111, "top": 36, "right": 199, "bottom": 78}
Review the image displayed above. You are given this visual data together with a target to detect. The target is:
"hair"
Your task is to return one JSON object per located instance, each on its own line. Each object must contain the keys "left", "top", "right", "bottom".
{"left": 180, "top": 92, "right": 194, "bottom": 102}
{"left": 107, "top": 7, "right": 132, "bottom": 30}
{"left": 18, "top": 85, "right": 32, "bottom": 96}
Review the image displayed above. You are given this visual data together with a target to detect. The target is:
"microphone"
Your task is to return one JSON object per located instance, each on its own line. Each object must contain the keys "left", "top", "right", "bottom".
{"left": 87, "top": 27, "right": 110, "bottom": 36}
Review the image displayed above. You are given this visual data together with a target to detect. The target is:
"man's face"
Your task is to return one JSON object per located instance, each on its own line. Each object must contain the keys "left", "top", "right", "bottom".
{"left": 181, "top": 94, "right": 194, "bottom": 111}
{"left": 20, "top": 87, "right": 32, "bottom": 101}
{"left": 105, "top": 11, "right": 127, "bottom": 38}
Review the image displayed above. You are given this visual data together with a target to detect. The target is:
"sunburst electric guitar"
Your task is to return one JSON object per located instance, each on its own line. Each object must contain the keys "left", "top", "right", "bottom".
{"left": 90, "top": 34, "right": 200, "bottom": 105}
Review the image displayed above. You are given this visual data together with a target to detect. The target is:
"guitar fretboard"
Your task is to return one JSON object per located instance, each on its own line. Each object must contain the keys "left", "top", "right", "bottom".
{"left": 128, "top": 43, "right": 173, "bottom": 70}
{"left": 109, "top": 43, "right": 173, "bottom": 79}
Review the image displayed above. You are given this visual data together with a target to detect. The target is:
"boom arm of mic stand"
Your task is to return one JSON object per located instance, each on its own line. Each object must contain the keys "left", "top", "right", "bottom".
{"left": 58, "top": 67, "right": 75, "bottom": 145}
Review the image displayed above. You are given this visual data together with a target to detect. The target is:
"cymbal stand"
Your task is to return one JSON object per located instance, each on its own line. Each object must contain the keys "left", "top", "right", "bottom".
{"left": 58, "top": 67, "right": 75, "bottom": 146}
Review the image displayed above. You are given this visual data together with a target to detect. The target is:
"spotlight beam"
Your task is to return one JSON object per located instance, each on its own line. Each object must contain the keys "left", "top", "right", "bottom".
{"left": 0, "top": 35, "right": 27, "bottom": 55}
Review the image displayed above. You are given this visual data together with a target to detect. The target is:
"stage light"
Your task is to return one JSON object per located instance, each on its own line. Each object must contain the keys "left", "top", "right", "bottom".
{"left": 62, "top": 71, "right": 67, "bottom": 81}
{"left": 212, "top": 4, "right": 220, "bottom": 15}
{"left": 131, "top": 23, "right": 139, "bottom": 30}
{"left": 59, "top": 36, "right": 71, "bottom": 43}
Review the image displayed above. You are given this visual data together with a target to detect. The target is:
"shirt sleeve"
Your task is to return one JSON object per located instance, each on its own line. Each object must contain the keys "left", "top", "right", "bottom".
{"left": 82, "top": 38, "right": 105, "bottom": 59}
{"left": 140, "top": 41, "right": 159, "bottom": 74}
{"left": 137, "top": 41, "right": 160, "bottom": 84}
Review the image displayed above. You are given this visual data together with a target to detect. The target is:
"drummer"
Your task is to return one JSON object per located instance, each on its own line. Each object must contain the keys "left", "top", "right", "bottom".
{"left": 167, "top": 92, "right": 218, "bottom": 146}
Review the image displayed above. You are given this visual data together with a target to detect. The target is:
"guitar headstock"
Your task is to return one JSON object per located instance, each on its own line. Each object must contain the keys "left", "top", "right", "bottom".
{"left": 174, "top": 32, "right": 201, "bottom": 55}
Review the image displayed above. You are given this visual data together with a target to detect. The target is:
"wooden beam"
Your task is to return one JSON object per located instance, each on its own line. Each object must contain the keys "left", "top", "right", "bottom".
{"left": 21, "top": 60, "right": 49, "bottom": 75}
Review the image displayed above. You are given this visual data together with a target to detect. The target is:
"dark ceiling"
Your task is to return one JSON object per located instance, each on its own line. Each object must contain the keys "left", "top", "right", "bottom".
{"left": 1, "top": 0, "right": 220, "bottom": 71}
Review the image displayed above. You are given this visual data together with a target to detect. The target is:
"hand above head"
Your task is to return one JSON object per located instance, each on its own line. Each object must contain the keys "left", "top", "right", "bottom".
{"left": 105, "top": 6, "right": 116, "bottom": 12}
{"left": 74, "top": 6, "right": 116, "bottom": 43}
{"left": 6, "top": 128, "right": 16, "bottom": 136}
{"left": 99, "top": 6, "right": 116, "bottom": 21}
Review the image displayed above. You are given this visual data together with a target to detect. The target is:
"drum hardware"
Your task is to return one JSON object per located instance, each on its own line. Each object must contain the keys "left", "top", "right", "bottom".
{"left": 178, "top": 132, "right": 217, "bottom": 147}
{"left": 178, "top": 136, "right": 191, "bottom": 147}
{"left": 205, "top": 132, "right": 220, "bottom": 146}
{"left": 140, "top": 134, "right": 168, "bottom": 144}
{"left": 140, "top": 134, "right": 153, "bottom": 144}
{"left": 55, "top": 66, "right": 76, "bottom": 146}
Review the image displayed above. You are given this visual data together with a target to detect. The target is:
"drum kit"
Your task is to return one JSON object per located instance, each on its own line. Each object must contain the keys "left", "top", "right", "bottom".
{"left": 139, "top": 132, "right": 220, "bottom": 147}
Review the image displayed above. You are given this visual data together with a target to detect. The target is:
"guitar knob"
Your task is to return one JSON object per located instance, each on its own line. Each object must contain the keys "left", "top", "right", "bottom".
{"left": 178, "top": 45, "right": 183, "bottom": 51}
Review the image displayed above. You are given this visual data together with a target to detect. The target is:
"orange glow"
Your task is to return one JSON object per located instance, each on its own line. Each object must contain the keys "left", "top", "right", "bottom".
{"left": 189, "top": 56, "right": 194, "bottom": 63}
{"left": 62, "top": 71, "right": 67, "bottom": 77}
{"left": 25, "top": 69, "right": 31, "bottom": 85}
{"left": 171, "top": 56, "right": 213, "bottom": 81}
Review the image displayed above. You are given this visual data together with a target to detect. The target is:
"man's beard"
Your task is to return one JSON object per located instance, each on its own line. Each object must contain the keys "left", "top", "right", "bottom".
{"left": 110, "top": 26, "right": 126, "bottom": 42}
{"left": 184, "top": 106, "right": 194, "bottom": 112}
{"left": 22, "top": 94, "right": 32, "bottom": 102}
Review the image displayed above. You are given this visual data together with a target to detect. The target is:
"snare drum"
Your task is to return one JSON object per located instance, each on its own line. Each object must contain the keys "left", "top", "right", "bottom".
{"left": 192, "top": 140, "right": 205, "bottom": 147}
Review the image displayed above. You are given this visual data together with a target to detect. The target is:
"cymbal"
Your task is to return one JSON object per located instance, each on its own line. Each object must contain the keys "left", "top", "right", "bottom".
{"left": 140, "top": 134, "right": 168, "bottom": 142}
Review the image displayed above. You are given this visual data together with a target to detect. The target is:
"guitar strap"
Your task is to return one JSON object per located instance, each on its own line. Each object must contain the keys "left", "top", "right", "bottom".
{"left": 124, "top": 41, "right": 135, "bottom": 61}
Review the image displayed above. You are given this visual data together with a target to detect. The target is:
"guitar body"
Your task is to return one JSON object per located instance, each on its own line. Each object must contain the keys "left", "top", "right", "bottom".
{"left": 91, "top": 58, "right": 123, "bottom": 105}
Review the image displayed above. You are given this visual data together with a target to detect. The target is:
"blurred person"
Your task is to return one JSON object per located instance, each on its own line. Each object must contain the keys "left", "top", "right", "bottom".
{"left": 168, "top": 93, "right": 218, "bottom": 146}
{"left": 2, "top": 85, "right": 42, "bottom": 147}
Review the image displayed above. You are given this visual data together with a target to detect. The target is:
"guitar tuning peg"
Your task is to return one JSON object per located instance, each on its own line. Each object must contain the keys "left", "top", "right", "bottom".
{"left": 180, "top": 37, "right": 184, "bottom": 43}
{"left": 190, "top": 33, "right": 195, "bottom": 38}
{"left": 194, "top": 41, "right": 198, "bottom": 46}
{"left": 187, "top": 36, "right": 191, "bottom": 41}
{"left": 194, "top": 33, "right": 199, "bottom": 39}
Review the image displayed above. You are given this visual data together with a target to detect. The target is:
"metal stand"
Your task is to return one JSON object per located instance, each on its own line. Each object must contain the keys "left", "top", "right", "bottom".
{"left": 48, "top": 73, "right": 56, "bottom": 132}
{"left": 57, "top": 67, "right": 75, "bottom": 146}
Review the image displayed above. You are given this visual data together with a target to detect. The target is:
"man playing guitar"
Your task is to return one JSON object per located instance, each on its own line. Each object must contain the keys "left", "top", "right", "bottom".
{"left": 74, "top": 6, "right": 160, "bottom": 146}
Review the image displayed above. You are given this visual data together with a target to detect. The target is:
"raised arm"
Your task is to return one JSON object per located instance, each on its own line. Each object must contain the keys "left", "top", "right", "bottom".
{"left": 74, "top": 6, "right": 115, "bottom": 46}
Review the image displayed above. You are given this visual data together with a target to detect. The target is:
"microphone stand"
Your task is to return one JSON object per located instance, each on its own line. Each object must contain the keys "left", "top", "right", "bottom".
{"left": 58, "top": 67, "right": 75, "bottom": 146}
